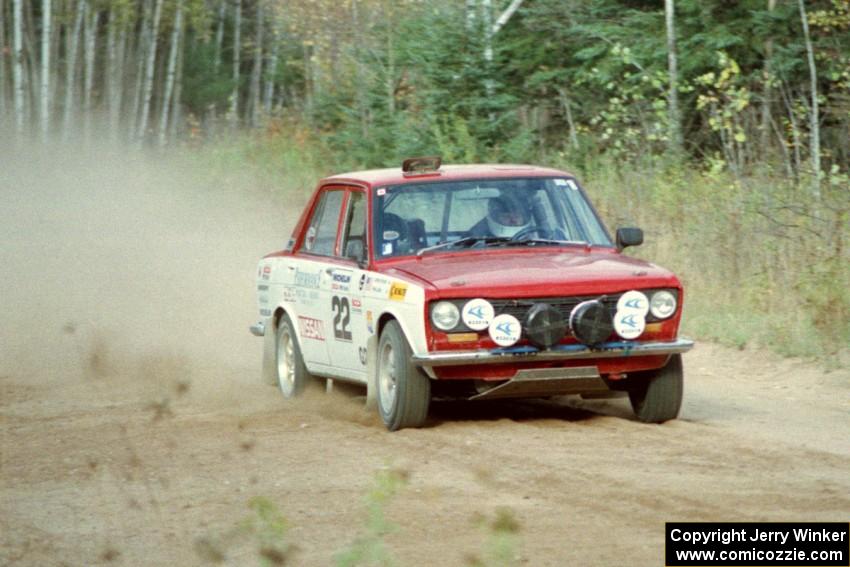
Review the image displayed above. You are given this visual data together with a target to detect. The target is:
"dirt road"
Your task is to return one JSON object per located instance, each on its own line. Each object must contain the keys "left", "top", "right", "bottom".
{"left": 2, "top": 145, "right": 848, "bottom": 567}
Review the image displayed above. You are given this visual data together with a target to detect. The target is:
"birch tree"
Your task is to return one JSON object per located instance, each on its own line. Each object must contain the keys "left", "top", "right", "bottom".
{"left": 169, "top": 39, "right": 182, "bottom": 140}
{"left": 231, "top": 0, "right": 242, "bottom": 126}
{"left": 664, "top": 0, "right": 683, "bottom": 156}
{"left": 248, "top": 0, "right": 264, "bottom": 127}
{"left": 12, "top": 0, "right": 23, "bottom": 133}
{"left": 159, "top": 0, "right": 183, "bottom": 146}
{"left": 129, "top": 0, "right": 149, "bottom": 140}
{"left": 263, "top": 6, "right": 280, "bottom": 115}
{"left": 760, "top": 0, "right": 777, "bottom": 153}
{"left": 62, "top": 0, "right": 85, "bottom": 140}
{"left": 214, "top": 0, "right": 225, "bottom": 72}
{"left": 137, "top": 0, "right": 164, "bottom": 141}
{"left": 40, "top": 0, "right": 51, "bottom": 139}
{"left": 106, "top": 8, "right": 128, "bottom": 139}
{"left": 0, "top": 0, "right": 6, "bottom": 117}
{"left": 798, "top": 0, "right": 820, "bottom": 198}
{"left": 83, "top": 5, "right": 97, "bottom": 138}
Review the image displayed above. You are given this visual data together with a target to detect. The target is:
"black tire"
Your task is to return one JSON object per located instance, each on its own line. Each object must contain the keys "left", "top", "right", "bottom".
{"left": 376, "top": 320, "right": 431, "bottom": 431}
{"left": 275, "top": 314, "right": 312, "bottom": 398}
{"left": 628, "top": 354, "right": 684, "bottom": 423}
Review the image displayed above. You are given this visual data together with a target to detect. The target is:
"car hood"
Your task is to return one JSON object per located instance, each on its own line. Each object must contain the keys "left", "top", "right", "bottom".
{"left": 382, "top": 248, "right": 679, "bottom": 298}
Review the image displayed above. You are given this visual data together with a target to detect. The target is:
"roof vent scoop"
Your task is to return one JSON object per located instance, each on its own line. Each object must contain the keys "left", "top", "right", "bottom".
{"left": 524, "top": 303, "right": 567, "bottom": 349}
{"left": 569, "top": 300, "right": 613, "bottom": 346}
{"left": 402, "top": 156, "right": 442, "bottom": 175}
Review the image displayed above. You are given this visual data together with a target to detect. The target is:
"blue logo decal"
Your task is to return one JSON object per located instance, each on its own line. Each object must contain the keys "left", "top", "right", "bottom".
{"left": 469, "top": 306, "right": 485, "bottom": 319}
{"left": 621, "top": 314, "right": 638, "bottom": 328}
{"left": 496, "top": 322, "right": 514, "bottom": 336}
{"left": 625, "top": 298, "right": 643, "bottom": 309}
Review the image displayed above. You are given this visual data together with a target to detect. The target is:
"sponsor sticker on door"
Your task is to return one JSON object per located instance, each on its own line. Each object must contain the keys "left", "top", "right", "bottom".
{"left": 298, "top": 316, "right": 325, "bottom": 341}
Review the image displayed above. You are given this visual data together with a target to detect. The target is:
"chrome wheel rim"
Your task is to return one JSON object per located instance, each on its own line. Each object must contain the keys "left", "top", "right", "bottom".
{"left": 378, "top": 341, "right": 397, "bottom": 413}
{"left": 277, "top": 324, "right": 295, "bottom": 395}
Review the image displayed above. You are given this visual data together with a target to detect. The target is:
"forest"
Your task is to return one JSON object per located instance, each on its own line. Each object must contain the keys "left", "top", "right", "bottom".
{"left": 1, "top": 0, "right": 848, "bottom": 357}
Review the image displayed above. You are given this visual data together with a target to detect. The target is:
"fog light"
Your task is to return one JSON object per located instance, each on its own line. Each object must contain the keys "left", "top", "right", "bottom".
{"left": 524, "top": 303, "right": 566, "bottom": 349}
{"left": 569, "top": 300, "right": 613, "bottom": 346}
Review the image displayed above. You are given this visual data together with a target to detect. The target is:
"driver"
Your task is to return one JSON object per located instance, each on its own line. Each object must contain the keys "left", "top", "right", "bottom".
{"left": 470, "top": 194, "right": 531, "bottom": 238}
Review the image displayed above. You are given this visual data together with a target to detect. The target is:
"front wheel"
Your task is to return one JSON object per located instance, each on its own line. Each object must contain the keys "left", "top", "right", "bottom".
{"left": 276, "top": 314, "right": 312, "bottom": 398}
{"left": 628, "top": 354, "right": 683, "bottom": 423}
{"left": 377, "top": 320, "right": 431, "bottom": 431}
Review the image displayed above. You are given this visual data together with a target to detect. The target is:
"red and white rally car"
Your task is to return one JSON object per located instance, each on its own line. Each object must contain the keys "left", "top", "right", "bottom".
{"left": 252, "top": 157, "right": 693, "bottom": 430}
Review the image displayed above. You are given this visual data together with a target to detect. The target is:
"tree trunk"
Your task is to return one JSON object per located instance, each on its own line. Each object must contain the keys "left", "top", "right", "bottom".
{"left": 351, "top": 0, "right": 367, "bottom": 137}
{"left": 169, "top": 34, "right": 183, "bottom": 141}
{"left": 248, "top": 0, "right": 263, "bottom": 127}
{"left": 106, "top": 8, "right": 126, "bottom": 139}
{"left": 557, "top": 88, "right": 579, "bottom": 150}
{"left": 664, "top": 0, "right": 683, "bottom": 156}
{"left": 383, "top": 3, "right": 395, "bottom": 118}
{"left": 263, "top": 8, "right": 279, "bottom": 115}
{"left": 481, "top": 0, "right": 494, "bottom": 102}
{"left": 798, "top": 0, "right": 820, "bottom": 199}
{"left": 83, "top": 5, "right": 97, "bottom": 140}
{"left": 0, "top": 0, "right": 6, "bottom": 118}
{"left": 159, "top": 0, "right": 182, "bottom": 146}
{"left": 231, "top": 0, "right": 242, "bottom": 126}
{"left": 23, "top": 0, "right": 38, "bottom": 122}
{"left": 214, "top": 0, "right": 225, "bottom": 72}
{"left": 137, "top": 0, "right": 163, "bottom": 142}
{"left": 760, "top": 0, "right": 776, "bottom": 155}
{"left": 40, "top": 0, "right": 51, "bottom": 139}
{"left": 492, "top": 0, "right": 524, "bottom": 35}
{"left": 12, "top": 0, "right": 24, "bottom": 134}
{"left": 129, "top": 0, "right": 149, "bottom": 141}
{"left": 62, "top": 0, "right": 85, "bottom": 140}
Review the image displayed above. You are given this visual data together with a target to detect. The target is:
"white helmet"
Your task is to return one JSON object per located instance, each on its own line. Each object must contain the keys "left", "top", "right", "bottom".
{"left": 486, "top": 195, "right": 530, "bottom": 238}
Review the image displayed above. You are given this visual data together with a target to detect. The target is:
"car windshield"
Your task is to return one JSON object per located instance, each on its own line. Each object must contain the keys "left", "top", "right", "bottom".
{"left": 373, "top": 177, "right": 612, "bottom": 258}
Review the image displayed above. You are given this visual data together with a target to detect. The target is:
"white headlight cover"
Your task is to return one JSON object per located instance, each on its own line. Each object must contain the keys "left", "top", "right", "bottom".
{"left": 461, "top": 298, "right": 494, "bottom": 331}
{"left": 431, "top": 301, "right": 460, "bottom": 331}
{"left": 488, "top": 314, "right": 522, "bottom": 347}
{"left": 616, "top": 290, "right": 649, "bottom": 316}
{"left": 650, "top": 290, "right": 677, "bottom": 319}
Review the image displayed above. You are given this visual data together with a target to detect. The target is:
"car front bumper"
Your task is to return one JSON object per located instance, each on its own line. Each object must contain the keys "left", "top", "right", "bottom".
{"left": 411, "top": 338, "right": 694, "bottom": 368}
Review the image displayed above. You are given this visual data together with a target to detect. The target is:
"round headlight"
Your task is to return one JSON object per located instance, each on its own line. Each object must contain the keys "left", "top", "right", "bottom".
{"left": 431, "top": 301, "right": 460, "bottom": 331}
{"left": 650, "top": 290, "right": 677, "bottom": 319}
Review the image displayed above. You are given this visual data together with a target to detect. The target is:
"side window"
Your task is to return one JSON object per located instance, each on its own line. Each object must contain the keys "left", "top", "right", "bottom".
{"left": 341, "top": 191, "right": 367, "bottom": 260}
{"left": 303, "top": 190, "right": 344, "bottom": 256}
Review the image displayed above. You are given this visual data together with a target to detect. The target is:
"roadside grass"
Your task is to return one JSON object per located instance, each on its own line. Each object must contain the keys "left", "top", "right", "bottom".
{"left": 177, "top": 127, "right": 849, "bottom": 362}
{"left": 334, "top": 468, "right": 409, "bottom": 567}
{"left": 564, "top": 155, "right": 849, "bottom": 360}
{"left": 194, "top": 468, "right": 524, "bottom": 566}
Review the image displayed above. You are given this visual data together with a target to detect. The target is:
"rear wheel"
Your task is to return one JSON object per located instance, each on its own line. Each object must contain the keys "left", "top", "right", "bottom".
{"left": 377, "top": 320, "right": 431, "bottom": 431}
{"left": 628, "top": 354, "right": 683, "bottom": 423}
{"left": 276, "top": 314, "right": 312, "bottom": 398}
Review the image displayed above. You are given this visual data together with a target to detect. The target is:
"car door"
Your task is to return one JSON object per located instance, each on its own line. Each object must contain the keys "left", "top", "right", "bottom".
{"left": 322, "top": 188, "right": 369, "bottom": 381}
{"left": 288, "top": 187, "right": 347, "bottom": 368}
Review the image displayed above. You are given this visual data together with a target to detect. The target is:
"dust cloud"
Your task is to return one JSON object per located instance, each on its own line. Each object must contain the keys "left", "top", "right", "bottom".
{"left": 0, "top": 140, "right": 294, "bottom": 408}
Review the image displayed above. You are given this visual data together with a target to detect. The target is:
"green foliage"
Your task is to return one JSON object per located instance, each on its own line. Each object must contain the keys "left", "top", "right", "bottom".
{"left": 466, "top": 508, "right": 523, "bottom": 567}
{"left": 182, "top": 34, "right": 234, "bottom": 116}
{"left": 335, "top": 468, "right": 409, "bottom": 567}
{"left": 246, "top": 497, "right": 293, "bottom": 567}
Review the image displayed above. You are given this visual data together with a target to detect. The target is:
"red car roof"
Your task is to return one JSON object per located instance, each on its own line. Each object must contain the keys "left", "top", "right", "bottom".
{"left": 321, "top": 164, "right": 576, "bottom": 188}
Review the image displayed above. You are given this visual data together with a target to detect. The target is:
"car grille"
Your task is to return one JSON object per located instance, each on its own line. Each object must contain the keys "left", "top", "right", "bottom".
{"left": 485, "top": 288, "right": 675, "bottom": 326}
{"left": 490, "top": 294, "right": 622, "bottom": 323}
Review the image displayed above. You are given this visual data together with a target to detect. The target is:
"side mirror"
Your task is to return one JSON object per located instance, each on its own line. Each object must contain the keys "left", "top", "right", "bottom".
{"left": 616, "top": 227, "right": 643, "bottom": 251}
